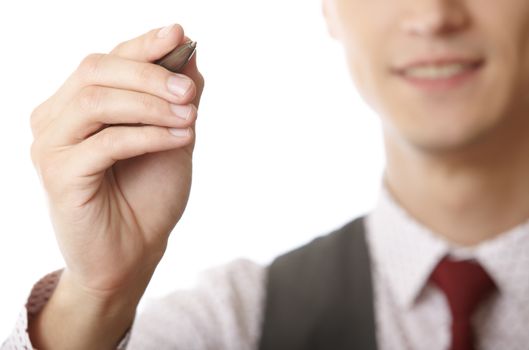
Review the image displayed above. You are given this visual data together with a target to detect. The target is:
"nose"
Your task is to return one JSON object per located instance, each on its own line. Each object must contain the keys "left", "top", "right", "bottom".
{"left": 400, "top": 0, "right": 469, "bottom": 37}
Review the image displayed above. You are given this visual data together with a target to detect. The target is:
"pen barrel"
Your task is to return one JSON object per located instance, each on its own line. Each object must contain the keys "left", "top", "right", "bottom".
{"left": 154, "top": 41, "right": 197, "bottom": 73}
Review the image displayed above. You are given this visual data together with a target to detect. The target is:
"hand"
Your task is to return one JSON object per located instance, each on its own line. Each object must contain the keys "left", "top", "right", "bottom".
{"left": 29, "top": 23, "right": 205, "bottom": 299}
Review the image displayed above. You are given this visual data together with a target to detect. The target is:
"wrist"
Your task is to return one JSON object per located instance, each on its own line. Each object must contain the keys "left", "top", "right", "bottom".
{"left": 28, "top": 269, "right": 140, "bottom": 350}
{"left": 59, "top": 269, "right": 139, "bottom": 318}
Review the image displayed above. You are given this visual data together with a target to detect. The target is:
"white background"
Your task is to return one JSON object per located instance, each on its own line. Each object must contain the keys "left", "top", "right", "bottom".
{"left": 0, "top": 0, "right": 385, "bottom": 340}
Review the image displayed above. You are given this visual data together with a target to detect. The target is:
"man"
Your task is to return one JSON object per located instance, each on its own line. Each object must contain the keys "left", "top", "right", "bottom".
{"left": 4, "top": 0, "right": 529, "bottom": 349}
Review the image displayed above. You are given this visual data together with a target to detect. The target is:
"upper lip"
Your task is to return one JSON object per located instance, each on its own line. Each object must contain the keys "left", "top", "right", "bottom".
{"left": 392, "top": 56, "right": 484, "bottom": 74}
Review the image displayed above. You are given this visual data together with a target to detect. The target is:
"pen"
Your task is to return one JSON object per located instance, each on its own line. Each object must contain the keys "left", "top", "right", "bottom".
{"left": 111, "top": 41, "right": 196, "bottom": 129}
{"left": 154, "top": 41, "right": 197, "bottom": 73}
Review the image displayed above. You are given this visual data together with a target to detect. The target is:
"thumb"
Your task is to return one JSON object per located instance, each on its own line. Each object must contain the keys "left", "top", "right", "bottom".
{"left": 109, "top": 23, "right": 186, "bottom": 63}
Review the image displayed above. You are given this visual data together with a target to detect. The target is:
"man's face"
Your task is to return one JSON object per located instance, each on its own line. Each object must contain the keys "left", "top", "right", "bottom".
{"left": 323, "top": 0, "right": 529, "bottom": 153}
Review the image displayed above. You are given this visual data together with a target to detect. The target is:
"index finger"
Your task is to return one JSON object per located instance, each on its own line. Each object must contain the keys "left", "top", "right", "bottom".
{"left": 51, "top": 24, "right": 192, "bottom": 108}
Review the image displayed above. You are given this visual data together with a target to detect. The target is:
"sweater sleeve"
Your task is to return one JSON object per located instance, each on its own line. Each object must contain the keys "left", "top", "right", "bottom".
{"left": 0, "top": 269, "right": 131, "bottom": 350}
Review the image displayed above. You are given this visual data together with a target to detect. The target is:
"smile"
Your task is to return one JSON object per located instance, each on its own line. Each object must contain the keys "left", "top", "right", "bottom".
{"left": 401, "top": 62, "right": 480, "bottom": 80}
{"left": 393, "top": 60, "right": 484, "bottom": 92}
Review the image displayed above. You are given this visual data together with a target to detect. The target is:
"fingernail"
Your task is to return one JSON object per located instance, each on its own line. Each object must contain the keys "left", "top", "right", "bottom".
{"left": 169, "top": 128, "right": 189, "bottom": 137}
{"left": 170, "top": 104, "right": 192, "bottom": 120}
{"left": 167, "top": 75, "right": 192, "bottom": 97}
{"left": 158, "top": 24, "right": 175, "bottom": 38}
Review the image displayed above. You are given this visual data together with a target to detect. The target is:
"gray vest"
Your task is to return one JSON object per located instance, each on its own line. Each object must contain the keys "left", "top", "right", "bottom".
{"left": 258, "top": 216, "right": 378, "bottom": 350}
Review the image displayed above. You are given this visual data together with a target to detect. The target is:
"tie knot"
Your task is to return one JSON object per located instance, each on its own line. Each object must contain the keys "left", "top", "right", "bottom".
{"left": 430, "top": 256, "right": 496, "bottom": 319}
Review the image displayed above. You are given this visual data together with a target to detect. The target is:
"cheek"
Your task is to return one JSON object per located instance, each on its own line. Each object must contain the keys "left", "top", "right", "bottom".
{"left": 474, "top": 0, "right": 529, "bottom": 82}
{"left": 512, "top": 19, "right": 529, "bottom": 93}
{"left": 340, "top": 31, "right": 391, "bottom": 113}
{"left": 344, "top": 48, "right": 380, "bottom": 108}
{"left": 478, "top": 3, "right": 529, "bottom": 115}
{"left": 334, "top": 3, "right": 398, "bottom": 112}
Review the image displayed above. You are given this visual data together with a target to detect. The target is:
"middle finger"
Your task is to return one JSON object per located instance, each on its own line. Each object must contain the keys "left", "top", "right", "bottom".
{"left": 47, "top": 85, "right": 197, "bottom": 145}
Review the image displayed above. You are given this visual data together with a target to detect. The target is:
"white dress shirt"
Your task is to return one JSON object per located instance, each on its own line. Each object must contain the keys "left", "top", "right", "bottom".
{"left": 367, "top": 183, "right": 529, "bottom": 350}
{"left": 4, "top": 181, "right": 529, "bottom": 349}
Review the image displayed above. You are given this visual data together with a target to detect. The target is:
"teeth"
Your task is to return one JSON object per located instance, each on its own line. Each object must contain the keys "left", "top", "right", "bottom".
{"left": 403, "top": 63, "right": 472, "bottom": 79}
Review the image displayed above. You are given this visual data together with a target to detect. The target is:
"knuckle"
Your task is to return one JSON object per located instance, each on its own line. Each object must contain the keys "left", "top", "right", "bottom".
{"left": 94, "top": 128, "right": 118, "bottom": 152}
{"left": 77, "top": 86, "right": 105, "bottom": 115}
{"left": 137, "top": 93, "right": 158, "bottom": 115}
{"left": 29, "top": 107, "right": 43, "bottom": 134}
{"left": 29, "top": 99, "right": 51, "bottom": 136}
{"left": 30, "top": 140, "right": 42, "bottom": 166}
{"left": 30, "top": 149, "right": 70, "bottom": 199}
{"left": 77, "top": 53, "right": 106, "bottom": 82}
{"left": 134, "top": 63, "right": 158, "bottom": 86}
{"left": 135, "top": 126, "right": 152, "bottom": 145}
{"left": 112, "top": 40, "right": 129, "bottom": 55}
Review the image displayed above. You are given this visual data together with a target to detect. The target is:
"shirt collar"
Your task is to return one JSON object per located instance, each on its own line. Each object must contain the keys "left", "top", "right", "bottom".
{"left": 365, "top": 178, "right": 529, "bottom": 309}
{"left": 366, "top": 182, "right": 448, "bottom": 309}
{"left": 472, "top": 221, "right": 529, "bottom": 305}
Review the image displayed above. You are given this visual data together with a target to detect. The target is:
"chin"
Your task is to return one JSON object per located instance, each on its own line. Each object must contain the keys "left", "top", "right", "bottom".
{"left": 388, "top": 112, "right": 506, "bottom": 155}
{"left": 407, "top": 132, "right": 488, "bottom": 154}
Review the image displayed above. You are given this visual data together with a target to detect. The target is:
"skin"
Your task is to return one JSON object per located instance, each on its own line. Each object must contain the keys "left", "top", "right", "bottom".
{"left": 27, "top": 0, "right": 529, "bottom": 348}
{"left": 322, "top": 0, "right": 529, "bottom": 245}
{"left": 28, "top": 24, "right": 204, "bottom": 349}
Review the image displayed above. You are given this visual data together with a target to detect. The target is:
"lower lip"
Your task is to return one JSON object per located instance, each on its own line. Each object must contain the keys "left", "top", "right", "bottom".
{"left": 397, "top": 63, "right": 483, "bottom": 92}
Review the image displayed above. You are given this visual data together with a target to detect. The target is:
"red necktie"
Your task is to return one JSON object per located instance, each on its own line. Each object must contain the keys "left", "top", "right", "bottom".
{"left": 430, "top": 256, "right": 496, "bottom": 350}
